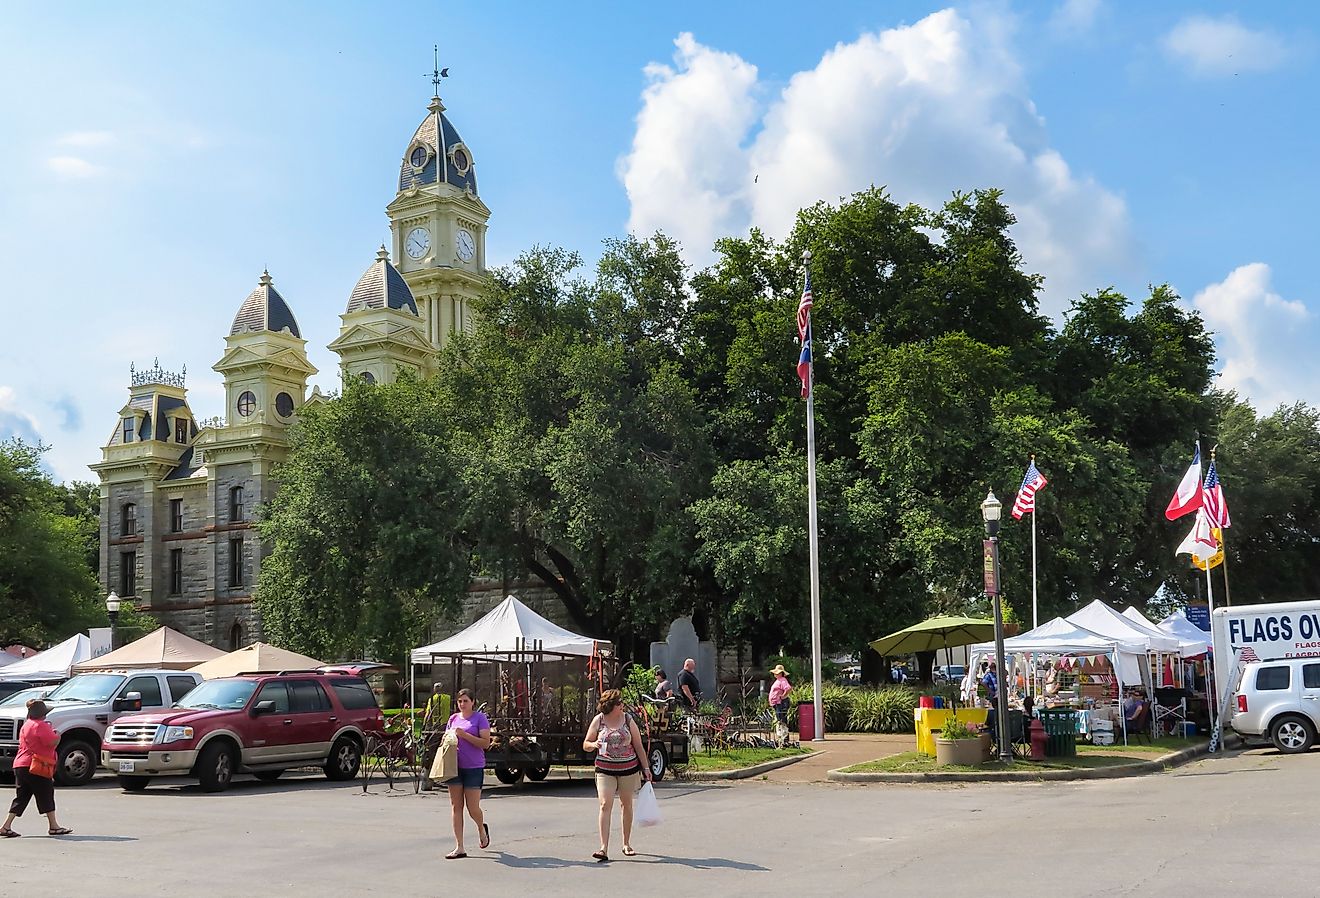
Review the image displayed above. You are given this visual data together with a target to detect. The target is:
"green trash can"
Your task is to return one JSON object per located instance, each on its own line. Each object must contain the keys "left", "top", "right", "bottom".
{"left": 1040, "top": 708, "right": 1078, "bottom": 757}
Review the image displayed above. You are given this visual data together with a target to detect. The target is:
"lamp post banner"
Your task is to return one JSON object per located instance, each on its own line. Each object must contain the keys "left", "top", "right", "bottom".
{"left": 983, "top": 540, "right": 1000, "bottom": 595}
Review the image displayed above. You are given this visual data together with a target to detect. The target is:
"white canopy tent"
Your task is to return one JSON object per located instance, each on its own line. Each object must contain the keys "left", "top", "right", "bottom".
{"left": 970, "top": 617, "right": 1148, "bottom": 687}
{"left": 2, "top": 634, "right": 90, "bottom": 680}
{"left": 0, "top": 653, "right": 16, "bottom": 669}
{"left": 410, "top": 596, "right": 602, "bottom": 663}
{"left": 970, "top": 617, "right": 1142, "bottom": 745}
{"left": 408, "top": 596, "right": 607, "bottom": 723}
{"left": 1069, "top": 600, "right": 1181, "bottom": 654}
{"left": 1158, "top": 612, "right": 1213, "bottom": 658}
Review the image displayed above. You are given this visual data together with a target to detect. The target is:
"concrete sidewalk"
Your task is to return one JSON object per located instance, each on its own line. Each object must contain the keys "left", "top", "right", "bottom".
{"left": 759, "top": 733, "right": 913, "bottom": 782}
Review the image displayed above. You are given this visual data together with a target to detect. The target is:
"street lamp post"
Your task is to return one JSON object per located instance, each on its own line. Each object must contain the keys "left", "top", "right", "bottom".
{"left": 105, "top": 591, "right": 121, "bottom": 652}
{"left": 981, "top": 491, "right": 1012, "bottom": 764}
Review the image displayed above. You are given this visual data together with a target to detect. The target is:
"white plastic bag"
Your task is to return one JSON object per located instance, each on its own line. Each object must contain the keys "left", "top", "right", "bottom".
{"left": 634, "top": 781, "right": 662, "bottom": 827}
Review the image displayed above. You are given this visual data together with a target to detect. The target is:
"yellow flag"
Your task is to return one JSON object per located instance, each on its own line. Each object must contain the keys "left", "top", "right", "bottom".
{"left": 1191, "top": 528, "right": 1224, "bottom": 571}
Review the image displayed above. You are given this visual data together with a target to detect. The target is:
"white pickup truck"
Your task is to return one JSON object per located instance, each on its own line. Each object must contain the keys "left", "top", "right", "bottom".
{"left": 0, "top": 670, "right": 202, "bottom": 785}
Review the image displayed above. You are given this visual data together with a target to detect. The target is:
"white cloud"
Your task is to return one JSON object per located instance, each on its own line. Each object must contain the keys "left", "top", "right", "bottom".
{"left": 1193, "top": 263, "right": 1317, "bottom": 411}
{"left": 46, "top": 155, "right": 100, "bottom": 178}
{"left": 0, "top": 386, "right": 44, "bottom": 445}
{"left": 1163, "top": 15, "right": 1291, "bottom": 77}
{"left": 620, "top": 33, "right": 759, "bottom": 261}
{"left": 56, "top": 130, "right": 115, "bottom": 148}
{"left": 1049, "top": 0, "right": 1102, "bottom": 36}
{"left": 620, "top": 10, "right": 1134, "bottom": 312}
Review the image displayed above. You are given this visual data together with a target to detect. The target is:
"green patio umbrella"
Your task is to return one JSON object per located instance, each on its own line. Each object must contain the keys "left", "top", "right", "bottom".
{"left": 868, "top": 615, "right": 995, "bottom": 657}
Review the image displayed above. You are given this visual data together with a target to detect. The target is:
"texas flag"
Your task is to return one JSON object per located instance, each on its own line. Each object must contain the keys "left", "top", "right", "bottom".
{"left": 1165, "top": 445, "right": 1202, "bottom": 521}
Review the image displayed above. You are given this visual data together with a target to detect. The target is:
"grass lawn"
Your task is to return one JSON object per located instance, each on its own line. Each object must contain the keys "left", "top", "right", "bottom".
{"left": 682, "top": 746, "right": 811, "bottom": 772}
{"left": 840, "top": 750, "right": 1154, "bottom": 775}
{"left": 1077, "top": 736, "right": 1207, "bottom": 756}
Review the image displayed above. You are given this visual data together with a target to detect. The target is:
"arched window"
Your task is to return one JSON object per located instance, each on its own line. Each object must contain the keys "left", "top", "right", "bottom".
{"left": 121, "top": 503, "right": 137, "bottom": 537}
{"left": 228, "top": 620, "right": 243, "bottom": 651}
{"left": 230, "top": 485, "right": 245, "bottom": 523}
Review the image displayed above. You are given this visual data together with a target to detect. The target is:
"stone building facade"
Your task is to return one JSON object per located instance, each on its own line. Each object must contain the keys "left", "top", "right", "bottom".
{"left": 91, "top": 85, "right": 492, "bottom": 647}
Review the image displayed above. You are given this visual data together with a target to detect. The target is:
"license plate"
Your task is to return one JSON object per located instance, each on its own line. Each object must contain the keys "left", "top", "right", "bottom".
{"left": 117, "top": 760, "right": 136, "bottom": 773}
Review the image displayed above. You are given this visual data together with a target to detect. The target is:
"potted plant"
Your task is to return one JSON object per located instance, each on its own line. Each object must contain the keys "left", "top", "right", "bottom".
{"left": 935, "top": 716, "right": 984, "bottom": 766}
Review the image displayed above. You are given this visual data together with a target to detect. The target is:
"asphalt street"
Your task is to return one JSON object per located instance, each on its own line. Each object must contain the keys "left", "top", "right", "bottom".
{"left": 0, "top": 744, "right": 1313, "bottom": 897}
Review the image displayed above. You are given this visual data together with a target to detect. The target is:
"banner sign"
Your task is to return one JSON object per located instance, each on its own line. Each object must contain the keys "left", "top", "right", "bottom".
{"left": 1185, "top": 605, "right": 1210, "bottom": 632}
{"left": 1225, "top": 610, "right": 1320, "bottom": 662}
{"left": 983, "top": 540, "right": 1000, "bottom": 595}
{"left": 88, "top": 627, "right": 112, "bottom": 658}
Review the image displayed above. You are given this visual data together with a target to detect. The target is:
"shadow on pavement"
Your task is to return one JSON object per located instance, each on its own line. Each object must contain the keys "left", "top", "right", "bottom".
{"left": 630, "top": 853, "right": 769, "bottom": 871}
{"left": 487, "top": 850, "right": 600, "bottom": 869}
{"left": 44, "top": 834, "right": 138, "bottom": 842}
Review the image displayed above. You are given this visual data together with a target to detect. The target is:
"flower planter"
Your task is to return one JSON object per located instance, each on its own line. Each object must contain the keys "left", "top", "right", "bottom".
{"left": 935, "top": 737, "right": 984, "bottom": 766}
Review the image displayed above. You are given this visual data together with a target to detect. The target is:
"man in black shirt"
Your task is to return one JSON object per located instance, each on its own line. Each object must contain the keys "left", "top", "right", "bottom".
{"left": 677, "top": 658, "right": 701, "bottom": 710}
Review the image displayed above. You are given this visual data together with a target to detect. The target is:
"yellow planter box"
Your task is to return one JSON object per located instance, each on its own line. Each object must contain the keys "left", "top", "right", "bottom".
{"left": 914, "top": 707, "right": 989, "bottom": 756}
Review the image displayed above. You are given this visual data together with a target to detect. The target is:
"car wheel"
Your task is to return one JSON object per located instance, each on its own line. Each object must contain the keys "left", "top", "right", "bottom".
{"left": 118, "top": 775, "right": 151, "bottom": 792}
{"left": 196, "top": 741, "right": 237, "bottom": 792}
{"left": 648, "top": 744, "right": 668, "bottom": 781}
{"left": 1270, "top": 715, "right": 1315, "bottom": 754}
{"left": 56, "top": 739, "right": 98, "bottom": 787}
{"left": 324, "top": 737, "right": 361, "bottom": 781}
{"left": 493, "top": 767, "right": 523, "bottom": 785}
{"left": 525, "top": 766, "right": 551, "bottom": 782}
{"left": 254, "top": 770, "right": 284, "bottom": 782}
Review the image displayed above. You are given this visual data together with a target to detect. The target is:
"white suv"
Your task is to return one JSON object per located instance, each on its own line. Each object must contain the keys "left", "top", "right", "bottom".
{"left": 1230, "top": 658, "right": 1320, "bottom": 753}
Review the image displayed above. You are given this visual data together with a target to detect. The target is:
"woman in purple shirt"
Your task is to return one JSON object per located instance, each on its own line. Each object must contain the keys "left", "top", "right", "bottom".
{"left": 444, "top": 688, "right": 492, "bottom": 859}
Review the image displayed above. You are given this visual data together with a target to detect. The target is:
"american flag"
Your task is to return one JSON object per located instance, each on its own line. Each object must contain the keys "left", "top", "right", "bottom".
{"left": 1011, "top": 458, "right": 1048, "bottom": 520}
{"left": 1201, "top": 458, "right": 1231, "bottom": 529}
{"left": 1238, "top": 646, "right": 1259, "bottom": 663}
{"left": 797, "top": 268, "right": 813, "bottom": 344}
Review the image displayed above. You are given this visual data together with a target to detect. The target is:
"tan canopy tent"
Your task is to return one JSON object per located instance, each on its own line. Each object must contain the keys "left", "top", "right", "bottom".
{"left": 72, "top": 626, "right": 225, "bottom": 672}
{"left": 189, "top": 642, "right": 325, "bottom": 679}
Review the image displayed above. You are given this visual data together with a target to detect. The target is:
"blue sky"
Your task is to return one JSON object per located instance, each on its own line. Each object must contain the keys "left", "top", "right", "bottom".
{"left": 1, "top": 1, "right": 1317, "bottom": 481}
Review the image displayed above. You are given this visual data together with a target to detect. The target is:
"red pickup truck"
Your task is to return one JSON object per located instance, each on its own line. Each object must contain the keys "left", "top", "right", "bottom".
{"left": 101, "top": 671, "right": 385, "bottom": 792}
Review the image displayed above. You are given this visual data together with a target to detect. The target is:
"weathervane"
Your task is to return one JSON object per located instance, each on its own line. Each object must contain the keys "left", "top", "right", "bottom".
{"left": 430, "top": 44, "right": 449, "bottom": 96}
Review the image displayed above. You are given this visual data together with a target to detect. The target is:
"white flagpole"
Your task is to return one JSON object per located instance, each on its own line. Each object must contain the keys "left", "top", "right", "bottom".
{"left": 1031, "top": 509, "right": 1038, "bottom": 630}
{"left": 1204, "top": 558, "right": 1215, "bottom": 617}
{"left": 804, "top": 251, "right": 824, "bottom": 743}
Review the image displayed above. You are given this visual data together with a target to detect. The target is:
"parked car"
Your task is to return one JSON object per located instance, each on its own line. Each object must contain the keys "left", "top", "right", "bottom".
{"left": 0, "top": 686, "right": 52, "bottom": 709}
{"left": 0, "top": 670, "right": 202, "bottom": 785}
{"left": 101, "top": 671, "right": 385, "bottom": 792}
{"left": 1230, "top": 658, "right": 1320, "bottom": 753}
{"left": 935, "top": 665, "right": 967, "bottom": 685}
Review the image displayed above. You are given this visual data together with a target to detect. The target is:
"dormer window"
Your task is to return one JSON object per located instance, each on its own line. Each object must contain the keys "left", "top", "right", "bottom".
{"left": 174, "top": 418, "right": 188, "bottom": 444}
{"left": 122, "top": 417, "right": 134, "bottom": 443}
{"left": 409, "top": 145, "right": 429, "bottom": 169}
{"left": 122, "top": 502, "right": 137, "bottom": 537}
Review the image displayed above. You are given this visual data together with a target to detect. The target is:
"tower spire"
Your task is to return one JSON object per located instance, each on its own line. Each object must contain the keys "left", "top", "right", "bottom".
{"left": 429, "top": 44, "right": 449, "bottom": 107}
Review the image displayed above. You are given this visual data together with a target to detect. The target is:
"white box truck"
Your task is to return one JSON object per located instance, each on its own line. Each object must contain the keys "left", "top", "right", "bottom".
{"left": 1212, "top": 600, "right": 1320, "bottom": 701}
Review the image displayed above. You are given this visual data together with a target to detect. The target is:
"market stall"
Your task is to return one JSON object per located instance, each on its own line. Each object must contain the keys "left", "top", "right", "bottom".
{"left": 969, "top": 617, "right": 1147, "bottom": 745}
{"left": 71, "top": 627, "right": 224, "bottom": 672}
{"left": 1, "top": 634, "right": 90, "bottom": 681}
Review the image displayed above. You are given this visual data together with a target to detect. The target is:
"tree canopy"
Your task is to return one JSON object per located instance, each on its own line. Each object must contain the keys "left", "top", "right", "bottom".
{"left": 254, "top": 186, "right": 1320, "bottom": 665}
{"left": 0, "top": 440, "right": 101, "bottom": 646}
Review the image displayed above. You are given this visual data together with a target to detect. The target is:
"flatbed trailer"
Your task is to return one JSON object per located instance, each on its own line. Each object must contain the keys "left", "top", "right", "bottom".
{"left": 485, "top": 728, "right": 689, "bottom": 782}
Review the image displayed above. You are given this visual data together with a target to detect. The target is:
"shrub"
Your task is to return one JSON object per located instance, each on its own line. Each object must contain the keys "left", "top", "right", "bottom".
{"left": 847, "top": 687, "right": 919, "bottom": 734}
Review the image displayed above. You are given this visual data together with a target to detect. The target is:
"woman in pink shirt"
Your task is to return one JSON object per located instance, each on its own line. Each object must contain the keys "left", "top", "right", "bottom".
{"left": 768, "top": 665, "right": 792, "bottom": 746}
{"left": 1, "top": 700, "right": 71, "bottom": 837}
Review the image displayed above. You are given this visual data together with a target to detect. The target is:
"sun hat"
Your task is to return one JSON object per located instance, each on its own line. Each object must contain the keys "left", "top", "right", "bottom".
{"left": 769, "top": 664, "right": 788, "bottom": 677}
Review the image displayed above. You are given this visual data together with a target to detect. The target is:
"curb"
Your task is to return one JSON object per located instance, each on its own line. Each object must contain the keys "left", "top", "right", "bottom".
{"left": 681, "top": 750, "right": 815, "bottom": 781}
{"left": 826, "top": 736, "right": 1240, "bottom": 784}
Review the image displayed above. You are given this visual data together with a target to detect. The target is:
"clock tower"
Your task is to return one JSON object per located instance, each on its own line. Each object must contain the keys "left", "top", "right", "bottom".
{"left": 387, "top": 88, "right": 490, "bottom": 351}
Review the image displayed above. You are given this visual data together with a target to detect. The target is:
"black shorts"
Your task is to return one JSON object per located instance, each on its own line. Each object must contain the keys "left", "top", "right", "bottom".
{"left": 10, "top": 768, "right": 55, "bottom": 816}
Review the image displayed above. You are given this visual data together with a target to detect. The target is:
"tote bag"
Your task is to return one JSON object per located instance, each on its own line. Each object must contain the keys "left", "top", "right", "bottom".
{"left": 429, "top": 730, "right": 459, "bottom": 782}
{"left": 30, "top": 755, "right": 57, "bottom": 779}
{"left": 634, "top": 781, "right": 662, "bottom": 827}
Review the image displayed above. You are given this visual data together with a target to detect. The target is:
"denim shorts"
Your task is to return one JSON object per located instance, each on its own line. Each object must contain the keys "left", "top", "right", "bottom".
{"left": 446, "top": 767, "right": 484, "bottom": 790}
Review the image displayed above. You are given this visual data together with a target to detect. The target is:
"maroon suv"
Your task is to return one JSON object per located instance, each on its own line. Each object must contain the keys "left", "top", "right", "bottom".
{"left": 100, "top": 671, "right": 385, "bottom": 792}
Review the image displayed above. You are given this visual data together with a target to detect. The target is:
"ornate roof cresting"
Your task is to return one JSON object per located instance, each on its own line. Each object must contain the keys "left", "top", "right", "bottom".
{"left": 131, "top": 358, "right": 186, "bottom": 389}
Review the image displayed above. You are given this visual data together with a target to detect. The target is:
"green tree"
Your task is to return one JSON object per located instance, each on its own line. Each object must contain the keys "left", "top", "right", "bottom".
{"left": 0, "top": 440, "right": 100, "bottom": 645}
{"left": 254, "top": 378, "right": 472, "bottom": 663}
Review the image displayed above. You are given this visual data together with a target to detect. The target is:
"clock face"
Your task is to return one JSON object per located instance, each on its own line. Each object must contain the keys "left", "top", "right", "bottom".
{"left": 456, "top": 228, "right": 476, "bottom": 262}
{"left": 405, "top": 227, "right": 431, "bottom": 260}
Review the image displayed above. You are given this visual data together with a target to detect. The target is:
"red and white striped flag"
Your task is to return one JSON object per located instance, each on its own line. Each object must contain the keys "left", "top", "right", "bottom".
{"left": 1011, "top": 458, "right": 1048, "bottom": 520}
{"left": 1201, "top": 458, "right": 1231, "bottom": 530}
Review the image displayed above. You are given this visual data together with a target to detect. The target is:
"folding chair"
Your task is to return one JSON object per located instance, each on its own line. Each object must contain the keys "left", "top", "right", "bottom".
{"left": 1127, "top": 703, "right": 1152, "bottom": 744}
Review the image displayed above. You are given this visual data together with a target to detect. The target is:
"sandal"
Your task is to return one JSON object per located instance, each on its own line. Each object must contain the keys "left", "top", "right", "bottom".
{"left": 445, "top": 850, "right": 467, "bottom": 860}
{"left": 0, "top": 829, "right": 19, "bottom": 838}
{"left": 479, "top": 823, "right": 490, "bottom": 849}
{"left": 48, "top": 828, "right": 72, "bottom": 836}
{"left": 592, "top": 850, "right": 609, "bottom": 863}
{"left": 622, "top": 846, "right": 637, "bottom": 857}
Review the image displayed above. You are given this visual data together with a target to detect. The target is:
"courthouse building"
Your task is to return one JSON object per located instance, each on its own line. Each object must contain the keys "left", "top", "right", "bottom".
{"left": 90, "top": 87, "right": 491, "bottom": 646}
